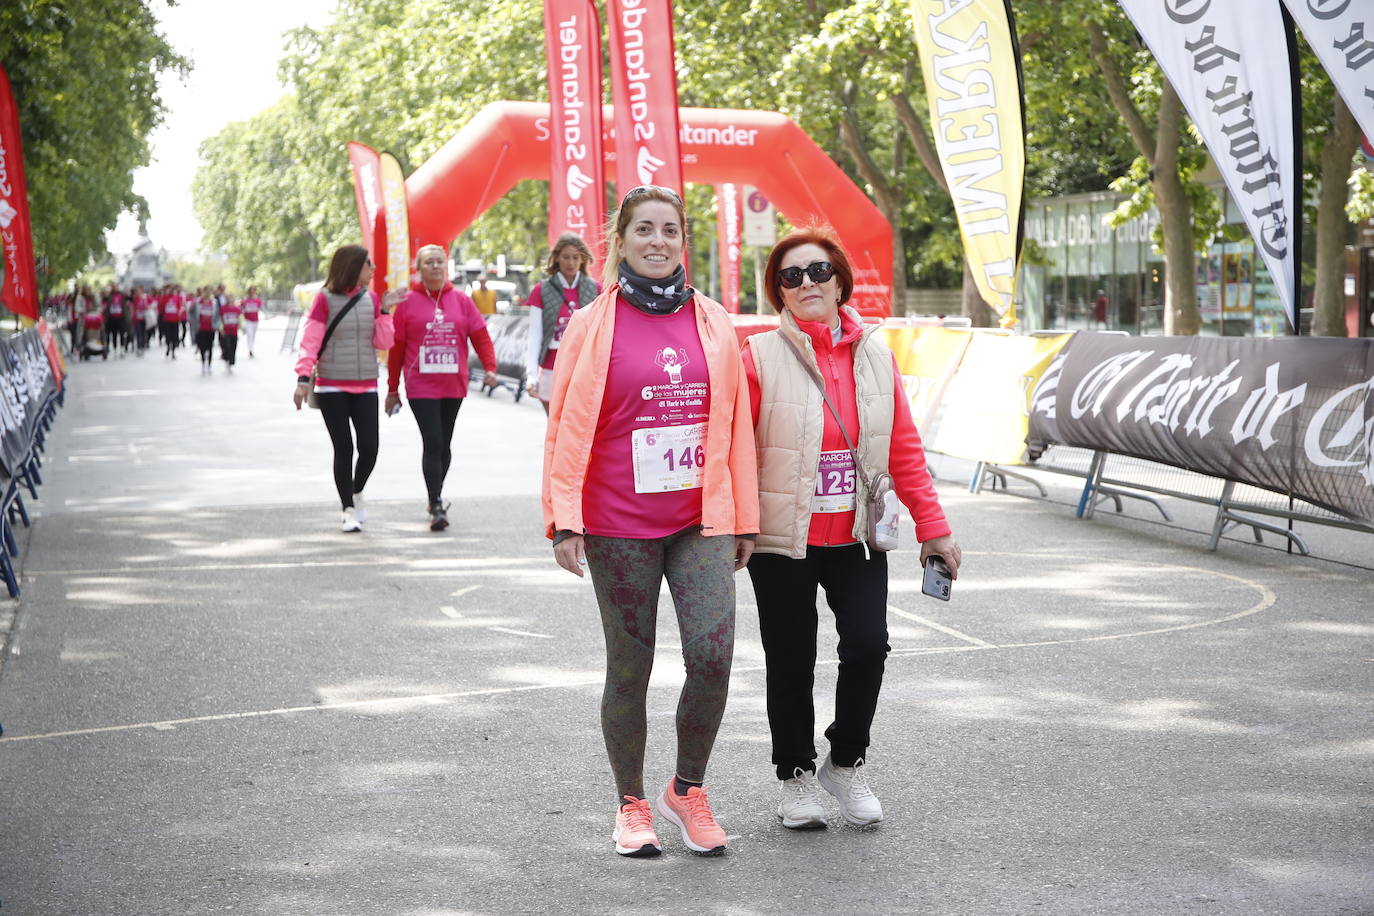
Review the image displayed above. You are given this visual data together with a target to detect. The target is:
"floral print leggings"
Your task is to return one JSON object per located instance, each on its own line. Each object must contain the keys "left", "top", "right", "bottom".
{"left": 583, "top": 528, "right": 736, "bottom": 800}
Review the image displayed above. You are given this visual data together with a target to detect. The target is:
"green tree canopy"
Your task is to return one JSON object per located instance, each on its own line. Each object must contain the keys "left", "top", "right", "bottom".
{"left": 0, "top": 0, "right": 187, "bottom": 284}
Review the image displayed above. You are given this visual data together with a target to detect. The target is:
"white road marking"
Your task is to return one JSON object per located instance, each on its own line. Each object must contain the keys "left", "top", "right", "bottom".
{"left": 1, "top": 554, "right": 1280, "bottom": 746}
{"left": 449, "top": 585, "right": 483, "bottom": 599}
{"left": 887, "top": 605, "right": 996, "bottom": 647}
{"left": 439, "top": 606, "right": 462, "bottom": 619}
{"left": 487, "top": 626, "right": 554, "bottom": 639}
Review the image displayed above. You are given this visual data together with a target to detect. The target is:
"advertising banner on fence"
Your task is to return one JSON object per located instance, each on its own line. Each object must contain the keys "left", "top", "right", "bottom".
{"left": 716, "top": 183, "right": 741, "bottom": 312}
{"left": 347, "top": 142, "right": 386, "bottom": 295}
{"left": 1027, "top": 332, "right": 1374, "bottom": 524}
{"left": 0, "top": 329, "right": 51, "bottom": 477}
{"left": 379, "top": 152, "right": 411, "bottom": 292}
{"left": 605, "top": 0, "right": 685, "bottom": 196}
{"left": 0, "top": 64, "right": 39, "bottom": 321}
{"left": 35, "top": 318, "right": 63, "bottom": 386}
{"left": 1282, "top": 1, "right": 1374, "bottom": 152}
{"left": 544, "top": 0, "right": 607, "bottom": 265}
{"left": 931, "top": 331, "right": 1072, "bottom": 465}
{"left": 1119, "top": 0, "right": 1301, "bottom": 332}
{"left": 908, "top": 0, "right": 1025, "bottom": 325}
{"left": 880, "top": 326, "right": 973, "bottom": 430}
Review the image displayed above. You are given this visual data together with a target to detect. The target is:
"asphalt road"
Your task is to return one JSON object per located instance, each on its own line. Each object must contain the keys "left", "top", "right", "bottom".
{"left": 0, "top": 318, "right": 1371, "bottom": 915}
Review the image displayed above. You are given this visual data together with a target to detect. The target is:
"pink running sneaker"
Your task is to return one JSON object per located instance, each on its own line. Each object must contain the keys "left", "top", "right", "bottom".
{"left": 655, "top": 780, "right": 727, "bottom": 854}
{"left": 612, "top": 797, "right": 662, "bottom": 857}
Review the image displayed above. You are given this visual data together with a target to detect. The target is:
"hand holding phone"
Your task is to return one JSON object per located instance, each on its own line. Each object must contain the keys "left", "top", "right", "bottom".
{"left": 921, "top": 555, "right": 952, "bottom": 601}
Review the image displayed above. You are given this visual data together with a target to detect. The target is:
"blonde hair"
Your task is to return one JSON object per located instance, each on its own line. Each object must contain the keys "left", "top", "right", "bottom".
{"left": 602, "top": 186, "right": 688, "bottom": 286}
{"left": 414, "top": 243, "right": 447, "bottom": 268}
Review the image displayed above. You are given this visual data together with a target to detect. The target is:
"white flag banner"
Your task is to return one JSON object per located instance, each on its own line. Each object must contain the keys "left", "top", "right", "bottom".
{"left": 1283, "top": 0, "right": 1374, "bottom": 151}
{"left": 1119, "top": 0, "right": 1301, "bottom": 331}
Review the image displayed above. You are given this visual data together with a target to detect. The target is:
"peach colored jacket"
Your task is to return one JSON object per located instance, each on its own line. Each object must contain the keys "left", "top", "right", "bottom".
{"left": 542, "top": 286, "right": 760, "bottom": 540}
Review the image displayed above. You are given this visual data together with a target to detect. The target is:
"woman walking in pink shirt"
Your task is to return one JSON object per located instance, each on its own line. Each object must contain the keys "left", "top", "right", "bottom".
{"left": 385, "top": 244, "right": 498, "bottom": 532}
{"left": 241, "top": 287, "right": 263, "bottom": 357}
{"left": 293, "top": 245, "right": 400, "bottom": 532}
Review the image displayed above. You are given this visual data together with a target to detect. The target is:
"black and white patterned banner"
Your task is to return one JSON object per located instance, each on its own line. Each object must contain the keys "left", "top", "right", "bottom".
{"left": 1028, "top": 332, "right": 1374, "bottom": 523}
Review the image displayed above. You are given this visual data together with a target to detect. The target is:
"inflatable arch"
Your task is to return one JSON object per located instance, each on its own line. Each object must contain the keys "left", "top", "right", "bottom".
{"left": 405, "top": 101, "right": 894, "bottom": 317}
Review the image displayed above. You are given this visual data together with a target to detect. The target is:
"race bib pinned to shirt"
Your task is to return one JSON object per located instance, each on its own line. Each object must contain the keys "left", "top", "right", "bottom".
{"left": 418, "top": 320, "right": 461, "bottom": 374}
{"left": 812, "top": 449, "right": 857, "bottom": 513}
{"left": 631, "top": 422, "right": 707, "bottom": 493}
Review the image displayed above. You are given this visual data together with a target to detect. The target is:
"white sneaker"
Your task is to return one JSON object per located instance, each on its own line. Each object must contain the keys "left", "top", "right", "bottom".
{"left": 778, "top": 767, "right": 828, "bottom": 829}
{"left": 352, "top": 493, "right": 367, "bottom": 523}
{"left": 340, "top": 506, "right": 362, "bottom": 533}
{"left": 817, "top": 756, "right": 883, "bottom": 826}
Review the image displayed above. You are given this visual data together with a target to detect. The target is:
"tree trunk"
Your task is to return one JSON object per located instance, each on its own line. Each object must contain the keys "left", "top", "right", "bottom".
{"left": 961, "top": 261, "right": 997, "bottom": 327}
{"left": 1312, "top": 94, "right": 1361, "bottom": 337}
{"left": 1152, "top": 80, "right": 1199, "bottom": 335}
{"left": 839, "top": 81, "right": 907, "bottom": 314}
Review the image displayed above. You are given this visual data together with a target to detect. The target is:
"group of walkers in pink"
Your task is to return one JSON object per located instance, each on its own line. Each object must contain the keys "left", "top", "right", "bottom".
{"left": 291, "top": 187, "right": 963, "bottom": 859}
{"left": 53, "top": 283, "right": 263, "bottom": 368}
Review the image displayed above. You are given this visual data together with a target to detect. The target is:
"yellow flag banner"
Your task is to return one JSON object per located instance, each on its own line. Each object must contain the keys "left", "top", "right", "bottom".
{"left": 929, "top": 332, "right": 1071, "bottom": 465}
{"left": 908, "top": 0, "right": 1025, "bottom": 325}
{"left": 379, "top": 152, "right": 411, "bottom": 293}
{"left": 879, "top": 326, "right": 972, "bottom": 430}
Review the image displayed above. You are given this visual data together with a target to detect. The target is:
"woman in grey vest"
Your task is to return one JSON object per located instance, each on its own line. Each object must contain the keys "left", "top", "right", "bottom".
{"left": 523, "top": 233, "right": 600, "bottom": 414}
{"left": 292, "top": 245, "right": 402, "bottom": 532}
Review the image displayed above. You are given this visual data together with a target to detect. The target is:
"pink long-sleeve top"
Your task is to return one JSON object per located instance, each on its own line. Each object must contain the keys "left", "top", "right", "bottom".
{"left": 742, "top": 308, "right": 951, "bottom": 546}
{"left": 294, "top": 289, "right": 395, "bottom": 393}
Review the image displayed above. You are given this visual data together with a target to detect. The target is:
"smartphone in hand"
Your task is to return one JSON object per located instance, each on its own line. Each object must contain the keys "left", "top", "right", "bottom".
{"left": 922, "top": 555, "right": 952, "bottom": 601}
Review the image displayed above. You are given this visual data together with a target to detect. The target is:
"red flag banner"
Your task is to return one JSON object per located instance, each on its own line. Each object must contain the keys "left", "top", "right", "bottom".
{"left": 347, "top": 141, "right": 387, "bottom": 294}
{"left": 716, "top": 183, "right": 741, "bottom": 312}
{"left": 605, "top": 0, "right": 684, "bottom": 197}
{"left": 544, "top": 0, "right": 607, "bottom": 267}
{"left": 0, "top": 64, "right": 39, "bottom": 321}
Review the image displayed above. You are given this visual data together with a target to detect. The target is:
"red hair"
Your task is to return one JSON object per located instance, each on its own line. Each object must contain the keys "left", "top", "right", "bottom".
{"left": 762, "top": 225, "right": 854, "bottom": 313}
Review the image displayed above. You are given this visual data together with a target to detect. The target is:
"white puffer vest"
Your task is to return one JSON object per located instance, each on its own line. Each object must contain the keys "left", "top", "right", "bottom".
{"left": 747, "top": 306, "right": 894, "bottom": 558}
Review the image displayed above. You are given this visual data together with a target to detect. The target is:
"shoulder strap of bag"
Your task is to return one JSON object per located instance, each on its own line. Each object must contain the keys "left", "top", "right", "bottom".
{"left": 316, "top": 291, "right": 366, "bottom": 361}
{"left": 778, "top": 330, "right": 874, "bottom": 496}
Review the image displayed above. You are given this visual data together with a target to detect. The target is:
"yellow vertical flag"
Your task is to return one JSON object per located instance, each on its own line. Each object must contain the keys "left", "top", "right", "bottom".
{"left": 379, "top": 152, "right": 411, "bottom": 293}
{"left": 908, "top": 0, "right": 1025, "bottom": 326}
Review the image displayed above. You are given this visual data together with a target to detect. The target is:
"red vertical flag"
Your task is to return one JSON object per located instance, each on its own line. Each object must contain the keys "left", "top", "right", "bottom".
{"left": 544, "top": 0, "right": 607, "bottom": 269}
{"left": 0, "top": 64, "right": 39, "bottom": 321}
{"left": 346, "top": 141, "right": 387, "bottom": 296}
{"left": 715, "top": 183, "right": 740, "bottom": 313}
{"left": 605, "top": 0, "right": 684, "bottom": 198}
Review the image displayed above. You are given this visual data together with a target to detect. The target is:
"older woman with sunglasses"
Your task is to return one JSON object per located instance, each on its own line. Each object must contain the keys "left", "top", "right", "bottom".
{"left": 743, "top": 226, "right": 961, "bottom": 829}
{"left": 542, "top": 185, "right": 758, "bottom": 857}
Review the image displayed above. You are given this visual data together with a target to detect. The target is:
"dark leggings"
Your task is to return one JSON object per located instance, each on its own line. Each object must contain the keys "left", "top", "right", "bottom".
{"left": 195, "top": 329, "right": 214, "bottom": 364}
{"left": 747, "top": 544, "right": 890, "bottom": 779}
{"left": 408, "top": 397, "right": 463, "bottom": 504}
{"left": 584, "top": 528, "right": 736, "bottom": 800}
{"left": 316, "top": 391, "right": 379, "bottom": 509}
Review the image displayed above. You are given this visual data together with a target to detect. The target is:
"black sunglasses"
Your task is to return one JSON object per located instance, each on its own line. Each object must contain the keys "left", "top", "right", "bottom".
{"left": 777, "top": 261, "right": 835, "bottom": 289}
{"left": 621, "top": 184, "right": 683, "bottom": 206}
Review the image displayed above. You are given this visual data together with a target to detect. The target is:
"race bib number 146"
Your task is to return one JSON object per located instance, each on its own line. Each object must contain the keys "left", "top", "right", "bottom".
{"left": 631, "top": 422, "right": 706, "bottom": 493}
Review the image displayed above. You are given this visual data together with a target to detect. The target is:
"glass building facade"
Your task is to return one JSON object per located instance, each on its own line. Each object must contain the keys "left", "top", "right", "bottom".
{"left": 1019, "top": 187, "right": 1293, "bottom": 337}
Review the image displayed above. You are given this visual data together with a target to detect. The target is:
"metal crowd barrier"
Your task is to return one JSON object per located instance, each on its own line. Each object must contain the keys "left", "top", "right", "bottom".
{"left": 973, "top": 447, "right": 1374, "bottom": 558}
